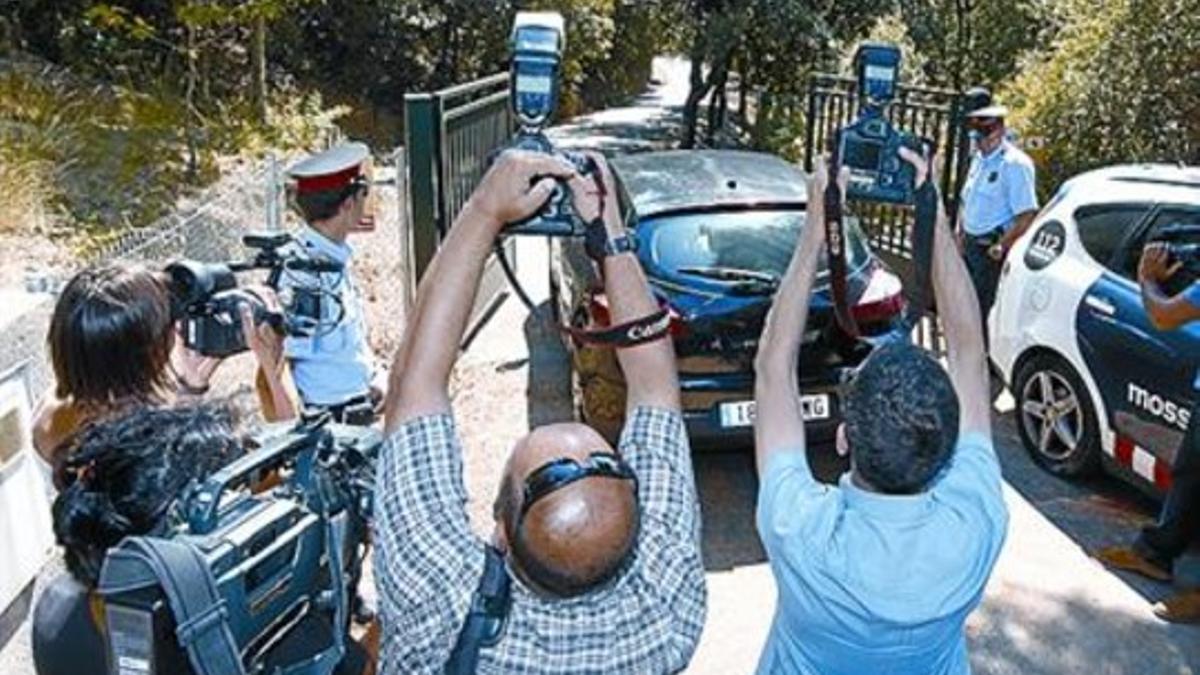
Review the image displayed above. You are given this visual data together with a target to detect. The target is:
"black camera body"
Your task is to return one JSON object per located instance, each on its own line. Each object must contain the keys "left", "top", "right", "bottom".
{"left": 1151, "top": 223, "right": 1200, "bottom": 276}
{"left": 501, "top": 130, "right": 600, "bottom": 236}
{"left": 168, "top": 232, "right": 343, "bottom": 358}
{"left": 839, "top": 43, "right": 924, "bottom": 205}
{"left": 99, "top": 415, "right": 381, "bottom": 675}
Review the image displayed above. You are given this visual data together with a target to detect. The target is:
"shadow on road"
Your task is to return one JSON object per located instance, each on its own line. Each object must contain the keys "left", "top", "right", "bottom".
{"left": 991, "top": 409, "right": 1200, "bottom": 597}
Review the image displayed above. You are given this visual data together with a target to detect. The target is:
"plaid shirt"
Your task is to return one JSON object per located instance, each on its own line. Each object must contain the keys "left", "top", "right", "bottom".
{"left": 372, "top": 407, "right": 706, "bottom": 675}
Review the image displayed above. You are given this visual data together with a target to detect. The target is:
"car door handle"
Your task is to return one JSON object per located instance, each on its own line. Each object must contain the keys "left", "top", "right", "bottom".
{"left": 1085, "top": 294, "right": 1116, "bottom": 316}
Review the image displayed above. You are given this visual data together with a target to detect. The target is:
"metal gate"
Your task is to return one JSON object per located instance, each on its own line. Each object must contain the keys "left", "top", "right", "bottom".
{"left": 805, "top": 73, "right": 968, "bottom": 352}
{"left": 403, "top": 73, "right": 514, "bottom": 321}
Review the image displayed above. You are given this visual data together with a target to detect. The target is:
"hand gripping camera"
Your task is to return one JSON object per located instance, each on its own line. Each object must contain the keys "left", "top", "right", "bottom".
{"left": 97, "top": 414, "right": 381, "bottom": 675}
{"left": 167, "top": 232, "right": 345, "bottom": 358}
{"left": 1151, "top": 223, "right": 1200, "bottom": 277}
{"left": 838, "top": 43, "right": 924, "bottom": 205}
{"left": 499, "top": 11, "right": 600, "bottom": 236}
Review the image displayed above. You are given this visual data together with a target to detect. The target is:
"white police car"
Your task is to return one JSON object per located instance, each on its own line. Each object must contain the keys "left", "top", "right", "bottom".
{"left": 990, "top": 164, "right": 1200, "bottom": 495}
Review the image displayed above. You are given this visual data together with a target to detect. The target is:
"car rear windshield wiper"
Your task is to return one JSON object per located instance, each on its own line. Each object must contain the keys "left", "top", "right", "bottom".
{"left": 676, "top": 266, "right": 780, "bottom": 295}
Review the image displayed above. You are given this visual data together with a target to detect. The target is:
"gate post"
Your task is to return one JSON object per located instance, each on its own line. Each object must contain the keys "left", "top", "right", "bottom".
{"left": 404, "top": 93, "right": 442, "bottom": 303}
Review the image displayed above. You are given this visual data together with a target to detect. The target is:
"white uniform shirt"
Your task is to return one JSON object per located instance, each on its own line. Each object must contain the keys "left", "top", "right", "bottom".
{"left": 961, "top": 140, "right": 1038, "bottom": 236}
{"left": 282, "top": 227, "right": 373, "bottom": 406}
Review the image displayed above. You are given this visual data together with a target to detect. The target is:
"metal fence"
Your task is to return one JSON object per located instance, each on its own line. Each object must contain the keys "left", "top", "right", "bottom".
{"left": 804, "top": 73, "right": 968, "bottom": 257}
{"left": 404, "top": 73, "right": 514, "bottom": 319}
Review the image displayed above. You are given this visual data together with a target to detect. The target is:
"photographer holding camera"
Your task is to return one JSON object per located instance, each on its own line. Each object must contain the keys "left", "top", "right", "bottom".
{"left": 282, "top": 143, "right": 382, "bottom": 426}
{"left": 1095, "top": 242, "right": 1200, "bottom": 623}
{"left": 753, "top": 149, "right": 1007, "bottom": 674}
{"left": 32, "top": 262, "right": 295, "bottom": 486}
{"left": 373, "top": 150, "right": 706, "bottom": 674}
{"left": 958, "top": 87, "right": 1038, "bottom": 321}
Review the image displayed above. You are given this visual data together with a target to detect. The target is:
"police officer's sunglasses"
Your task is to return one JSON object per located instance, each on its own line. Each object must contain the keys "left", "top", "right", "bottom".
{"left": 520, "top": 452, "right": 637, "bottom": 519}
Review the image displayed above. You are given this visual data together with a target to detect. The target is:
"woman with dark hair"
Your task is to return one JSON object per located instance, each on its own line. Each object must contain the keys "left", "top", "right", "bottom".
{"left": 33, "top": 405, "right": 374, "bottom": 675}
{"left": 33, "top": 262, "right": 297, "bottom": 484}
{"left": 32, "top": 404, "right": 240, "bottom": 675}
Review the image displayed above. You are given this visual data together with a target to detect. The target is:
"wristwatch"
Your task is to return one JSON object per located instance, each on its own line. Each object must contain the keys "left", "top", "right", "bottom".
{"left": 585, "top": 222, "right": 638, "bottom": 261}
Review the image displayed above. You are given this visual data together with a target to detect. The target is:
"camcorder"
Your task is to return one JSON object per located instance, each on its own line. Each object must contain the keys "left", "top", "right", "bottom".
{"left": 167, "top": 232, "right": 345, "bottom": 358}
{"left": 97, "top": 413, "right": 382, "bottom": 675}
{"left": 837, "top": 43, "right": 926, "bottom": 205}
{"left": 496, "top": 11, "right": 600, "bottom": 237}
{"left": 1151, "top": 223, "right": 1200, "bottom": 277}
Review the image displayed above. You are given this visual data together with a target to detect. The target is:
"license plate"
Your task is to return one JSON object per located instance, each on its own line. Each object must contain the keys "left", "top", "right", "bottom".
{"left": 718, "top": 395, "right": 830, "bottom": 428}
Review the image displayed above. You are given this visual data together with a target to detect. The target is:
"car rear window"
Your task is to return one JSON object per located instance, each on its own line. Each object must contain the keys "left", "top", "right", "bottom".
{"left": 642, "top": 209, "right": 870, "bottom": 281}
{"left": 1074, "top": 203, "right": 1152, "bottom": 271}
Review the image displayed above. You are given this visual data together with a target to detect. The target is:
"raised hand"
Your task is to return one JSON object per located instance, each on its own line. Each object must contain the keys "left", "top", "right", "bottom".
{"left": 468, "top": 150, "right": 576, "bottom": 231}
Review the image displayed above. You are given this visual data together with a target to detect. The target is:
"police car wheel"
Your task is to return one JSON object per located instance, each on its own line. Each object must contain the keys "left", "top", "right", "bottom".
{"left": 1014, "top": 354, "right": 1101, "bottom": 478}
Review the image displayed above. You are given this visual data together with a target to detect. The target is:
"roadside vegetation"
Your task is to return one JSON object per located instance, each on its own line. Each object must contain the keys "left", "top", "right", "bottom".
{"left": 0, "top": 0, "right": 1195, "bottom": 255}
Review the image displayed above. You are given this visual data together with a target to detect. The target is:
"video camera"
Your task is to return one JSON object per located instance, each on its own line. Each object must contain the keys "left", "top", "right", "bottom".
{"left": 497, "top": 11, "right": 600, "bottom": 237}
{"left": 1150, "top": 223, "right": 1200, "bottom": 277}
{"left": 837, "top": 43, "right": 925, "bottom": 205}
{"left": 97, "top": 414, "right": 381, "bottom": 675}
{"left": 167, "top": 232, "right": 345, "bottom": 358}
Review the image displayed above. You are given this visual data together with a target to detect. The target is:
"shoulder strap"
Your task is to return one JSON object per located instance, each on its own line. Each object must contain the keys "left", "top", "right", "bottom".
{"left": 444, "top": 545, "right": 512, "bottom": 675}
{"left": 826, "top": 134, "right": 859, "bottom": 338}
{"left": 99, "top": 537, "right": 245, "bottom": 675}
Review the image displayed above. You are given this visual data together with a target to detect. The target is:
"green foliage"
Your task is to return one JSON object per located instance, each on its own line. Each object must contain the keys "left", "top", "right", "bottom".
{"left": 1004, "top": 0, "right": 1200, "bottom": 194}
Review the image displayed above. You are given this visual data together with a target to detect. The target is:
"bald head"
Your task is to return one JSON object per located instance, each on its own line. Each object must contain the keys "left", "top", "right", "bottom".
{"left": 495, "top": 423, "right": 639, "bottom": 597}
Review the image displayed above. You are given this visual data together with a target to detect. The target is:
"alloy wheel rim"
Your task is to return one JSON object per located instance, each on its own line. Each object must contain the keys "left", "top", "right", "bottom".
{"left": 1020, "top": 369, "right": 1083, "bottom": 462}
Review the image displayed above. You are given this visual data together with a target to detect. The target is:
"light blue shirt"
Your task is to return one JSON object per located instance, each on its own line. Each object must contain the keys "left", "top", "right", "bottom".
{"left": 961, "top": 141, "right": 1038, "bottom": 236}
{"left": 755, "top": 432, "right": 1008, "bottom": 675}
{"left": 282, "top": 227, "right": 373, "bottom": 406}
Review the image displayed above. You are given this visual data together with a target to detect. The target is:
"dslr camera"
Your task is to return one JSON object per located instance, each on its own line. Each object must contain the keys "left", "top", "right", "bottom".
{"left": 98, "top": 414, "right": 381, "bottom": 675}
{"left": 1150, "top": 223, "right": 1200, "bottom": 277}
{"left": 498, "top": 11, "right": 600, "bottom": 236}
{"left": 167, "top": 232, "right": 344, "bottom": 358}
{"left": 838, "top": 43, "right": 925, "bottom": 205}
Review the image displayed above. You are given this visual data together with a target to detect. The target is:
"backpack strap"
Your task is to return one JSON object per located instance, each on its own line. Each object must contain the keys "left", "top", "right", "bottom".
{"left": 444, "top": 545, "right": 511, "bottom": 675}
{"left": 99, "top": 537, "right": 245, "bottom": 675}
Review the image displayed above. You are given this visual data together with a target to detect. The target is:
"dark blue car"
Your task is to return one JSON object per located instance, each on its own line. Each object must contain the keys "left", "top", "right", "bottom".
{"left": 550, "top": 150, "right": 908, "bottom": 445}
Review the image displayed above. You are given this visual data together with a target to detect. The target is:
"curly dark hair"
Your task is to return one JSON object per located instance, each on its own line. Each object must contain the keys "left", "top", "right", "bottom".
{"left": 843, "top": 341, "right": 960, "bottom": 494}
{"left": 51, "top": 405, "right": 241, "bottom": 586}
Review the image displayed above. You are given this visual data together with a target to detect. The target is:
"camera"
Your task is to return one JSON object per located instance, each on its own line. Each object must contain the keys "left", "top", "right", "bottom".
{"left": 167, "top": 232, "right": 344, "bottom": 358}
{"left": 838, "top": 43, "right": 925, "bottom": 205}
{"left": 98, "top": 413, "right": 381, "bottom": 675}
{"left": 1150, "top": 223, "right": 1200, "bottom": 276}
{"left": 498, "top": 11, "right": 601, "bottom": 237}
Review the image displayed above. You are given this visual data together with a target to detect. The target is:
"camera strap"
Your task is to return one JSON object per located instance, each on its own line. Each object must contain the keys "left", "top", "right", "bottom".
{"left": 905, "top": 181, "right": 939, "bottom": 330}
{"left": 825, "top": 141, "right": 860, "bottom": 338}
{"left": 99, "top": 536, "right": 246, "bottom": 675}
{"left": 445, "top": 545, "right": 512, "bottom": 675}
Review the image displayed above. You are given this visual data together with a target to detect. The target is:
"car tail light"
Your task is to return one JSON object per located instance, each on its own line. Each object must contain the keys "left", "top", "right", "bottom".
{"left": 585, "top": 291, "right": 687, "bottom": 337}
{"left": 851, "top": 264, "right": 906, "bottom": 326}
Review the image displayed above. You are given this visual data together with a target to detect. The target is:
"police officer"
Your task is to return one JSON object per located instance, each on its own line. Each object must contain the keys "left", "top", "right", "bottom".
{"left": 1096, "top": 242, "right": 1200, "bottom": 623}
{"left": 282, "top": 142, "right": 380, "bottom": 425}
{"left": 958, "top": 87, "right": 1039, "bottom": 322}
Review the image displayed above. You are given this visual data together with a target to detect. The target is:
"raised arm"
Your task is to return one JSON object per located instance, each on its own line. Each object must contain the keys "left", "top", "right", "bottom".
{"left": 1139, "top": 244, "right": 1200, "bottom": 330}
{"left": 384, "top": 153, "right": 574, "bottom": 432}
{"left": 753, "top": 159, "right": 838, "bottom": 476}
{"left": 569, "top": 155, "right": 679, "bottom": 412}
{"left": 900, "top": 147, "right": 991, "bottom": 438}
